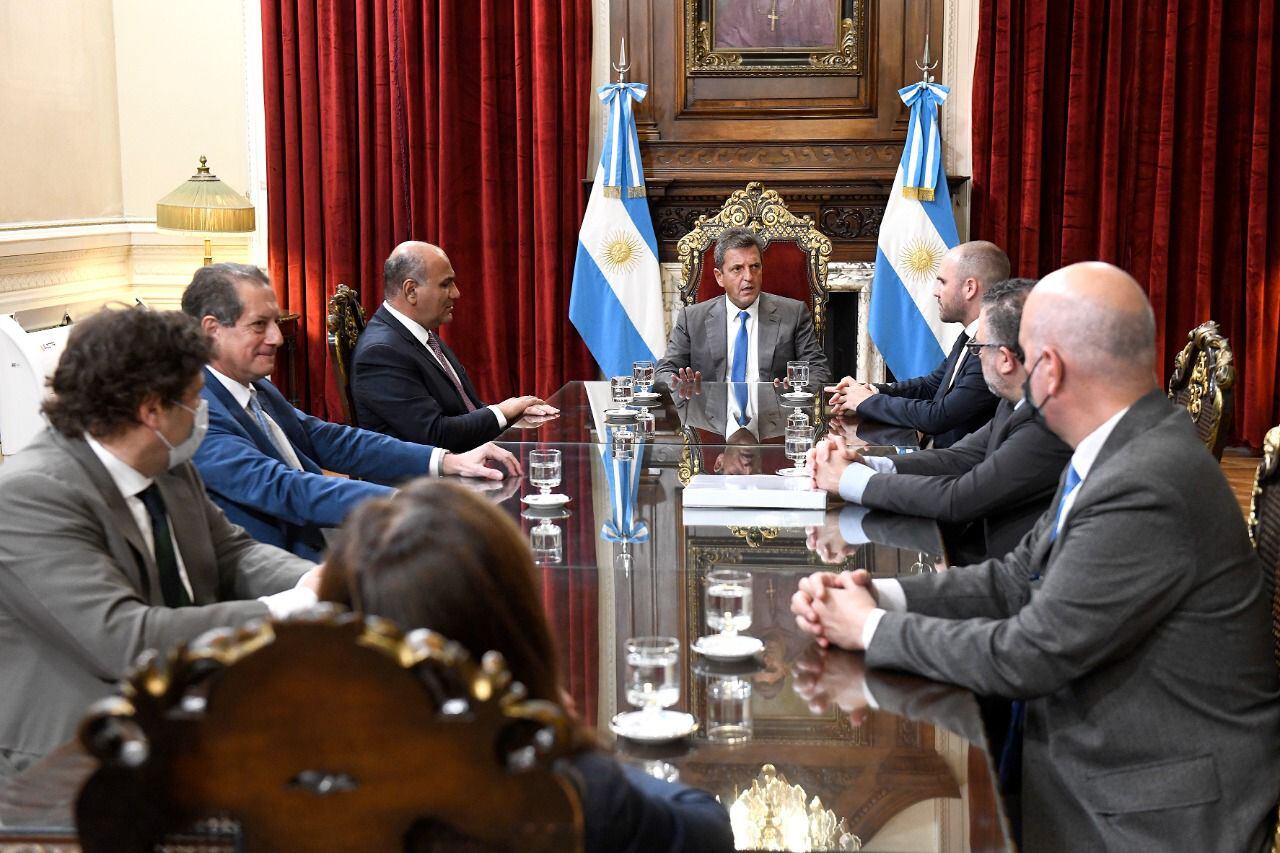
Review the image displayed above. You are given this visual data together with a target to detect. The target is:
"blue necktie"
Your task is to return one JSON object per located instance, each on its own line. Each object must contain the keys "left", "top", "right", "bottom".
{"left": 732, "top": 382, "right": 751, "bottom": 427}
{"left": 730, "top": 310, "right": 749, "bottom": 383}
{"left": 1048, "top": 464, "right": 1082, "bottom": 543}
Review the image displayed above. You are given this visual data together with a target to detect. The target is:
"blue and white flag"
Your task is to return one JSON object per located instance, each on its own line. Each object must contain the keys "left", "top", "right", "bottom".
{"left": 600, "top": 433, "right": 649, "bottom": 543}
{"left": 868, "top": 80, "right": 962, "bottom": 381}
{"left": 569, "top": 82, "right": 666, "bottom": 378}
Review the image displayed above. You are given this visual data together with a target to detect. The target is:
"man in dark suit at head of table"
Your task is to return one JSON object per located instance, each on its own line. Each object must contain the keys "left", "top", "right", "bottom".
{"left": 792, "top": 261, "right": 1280, "bottom": 852}
{"left": 828, "top": 240, "right": 1010, "bottom": 448}
{"left": 351, "top": 241, "right": 557, "bottom": 452}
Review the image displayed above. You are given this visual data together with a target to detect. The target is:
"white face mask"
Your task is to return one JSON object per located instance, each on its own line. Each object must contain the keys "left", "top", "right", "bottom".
{"left": 154, "top": 398, "right": 209, "bottom": 469}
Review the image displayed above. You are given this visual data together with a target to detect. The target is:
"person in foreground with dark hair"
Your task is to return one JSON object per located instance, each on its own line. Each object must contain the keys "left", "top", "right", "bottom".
{"left": 793, "top": 262, "right": 1280, "bottom": 851}
{"left": 0, "top": 308, "right": 315, "bottom": 776}
{"left": 319, "top": 480, "right": 734, "bottom": 853}
{"left": 182, "top": 262, "right": 520, "bottom": 560}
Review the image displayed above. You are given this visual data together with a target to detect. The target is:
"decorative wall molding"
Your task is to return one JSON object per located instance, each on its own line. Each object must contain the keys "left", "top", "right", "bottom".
{"left": 817, "top": 204, "right": 884, "bottom": 240}
{"left": 645, "top": 143, "right": 901, "bottom": 176}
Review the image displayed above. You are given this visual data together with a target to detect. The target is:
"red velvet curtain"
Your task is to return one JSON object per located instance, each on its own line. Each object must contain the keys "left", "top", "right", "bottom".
{"left": 261, "top": 0, "right": 594, "bottom": 420}
{"left": 972, "top": 0, "right": 1280, "bottom": 446}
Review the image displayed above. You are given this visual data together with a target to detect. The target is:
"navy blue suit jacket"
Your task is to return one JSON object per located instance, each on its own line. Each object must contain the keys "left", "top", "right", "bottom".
{"left": 351, "top": 306, "right": 501, "bottom": 452}
{"left": 856, "top": 331, "right": 998, "bottom": 448}
{"left": 195, "top": 368, "right": 434, "bottom": 560}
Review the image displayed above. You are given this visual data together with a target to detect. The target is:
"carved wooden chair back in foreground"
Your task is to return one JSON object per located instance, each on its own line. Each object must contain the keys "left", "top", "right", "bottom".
{"left": 327, "top": 283, "right": 366, "bottom": 426}
{"left": 74, "top": 609, "right": 584, "bottom": 853}
{"left": 1166, "top": 319, "right": 1235, "bottom": 460}
{"left": 676, "top": 182, "right": 834, "bottom": 347}
{"left": 1249, "top": 425, "right": 1280, "bottom": 671}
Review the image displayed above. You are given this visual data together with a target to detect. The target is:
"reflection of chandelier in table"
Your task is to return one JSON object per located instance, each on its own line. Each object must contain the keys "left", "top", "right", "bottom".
{"left": 728, "top": 763, "right": 861, "bottom": 851}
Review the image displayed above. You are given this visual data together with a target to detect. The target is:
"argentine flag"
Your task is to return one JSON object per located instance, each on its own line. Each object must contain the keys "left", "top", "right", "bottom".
{"left": 570, "top": 82, "right": 665, "bottom": 378}
{"left": 868, "top": 80, "right": 961, "bottom": 381}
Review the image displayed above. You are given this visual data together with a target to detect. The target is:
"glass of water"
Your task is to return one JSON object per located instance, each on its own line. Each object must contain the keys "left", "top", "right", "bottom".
{"left": 635, "top": 410, "right": 656, "bottom": 436}
{"left": 704, "top": 674, "right": 753, "bottom": 744}
{"left": 529, "top": 518, "right": 563, "bottom": 564}
{"left": 625, "top": 636, "right": 680, "bottom": 715}
{"left": 705, "top": 569, "right": 753, "bottom": 637}
{"left": 780, "top": 423, "right": 814, "bottom": 477}
{"left": 527, "top": 449, "right": 562, "bottom": 500}
{"left": 610, "top": 375, "right": 634, "bottom": 408}
{"left": 785, "top": 360, "right": 811, "bottom": 396}
{"left": 632, "top": 360, "right": 656, "bottom": 395}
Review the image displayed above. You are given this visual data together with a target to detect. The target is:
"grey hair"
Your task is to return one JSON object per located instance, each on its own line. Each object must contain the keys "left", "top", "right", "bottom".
{"left": 181, "top": 263, "right": 271, "bottom": 326}
{"left": 714, "top": 227, "right": 764, "bottom": 271}
{"left": 384, "top": 245, "right": 430, "bottom": 300}
{"left": 981, "top": 277, "right": 1036, "bottom": 359}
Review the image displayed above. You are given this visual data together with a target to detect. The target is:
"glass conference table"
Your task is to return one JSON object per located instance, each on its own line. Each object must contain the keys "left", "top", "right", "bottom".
{"left": 0, "top": 383, "right": 1012, "bottom": 852}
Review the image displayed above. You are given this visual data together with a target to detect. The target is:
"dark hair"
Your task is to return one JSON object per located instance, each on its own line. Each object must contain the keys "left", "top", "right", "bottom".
{"left": 43, "top": 308, "right": 210, "bottom": 438}
{"left": 714, "top": 227, "right": 764, "bottom": 270}
{"left": 320, "top": 481, "right": 576, "bottom": 725}
{"left": 384, "top": 246, "right": 429, "bottom": 300}
{"left": 981, "top": 277, "right": 1036, "bottom": 359}
{"left": 181, "top": 262, "right": 270, "bottom": 326}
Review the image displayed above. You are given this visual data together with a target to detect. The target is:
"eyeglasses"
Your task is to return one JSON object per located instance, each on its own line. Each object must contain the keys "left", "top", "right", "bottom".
{"left": 963, "top": 340, "right": 1003, "bottom": 356}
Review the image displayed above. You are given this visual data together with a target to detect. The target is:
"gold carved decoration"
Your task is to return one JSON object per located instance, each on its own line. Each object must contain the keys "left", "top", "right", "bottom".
{"left": 1167, "top": 319, "right": 1235, "bottom": 459}
{"left": 676, "top": 182, "right": 834, "bottom": 345}
{"left": 685, "top": 1, "right": 865, "bottom": 76}
{"left": 1249, "top": 425, "right": 1280, "bottom": 548}
{"left": 678, "top": 426, "right": 703, "bottom": 486}
{"left": 728, "top": 525, "right": 781, "bottom": 548}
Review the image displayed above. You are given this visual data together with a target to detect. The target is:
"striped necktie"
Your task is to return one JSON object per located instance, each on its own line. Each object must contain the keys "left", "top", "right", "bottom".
{"left": 427, "top": 332, "right": 477, "bottom": 413}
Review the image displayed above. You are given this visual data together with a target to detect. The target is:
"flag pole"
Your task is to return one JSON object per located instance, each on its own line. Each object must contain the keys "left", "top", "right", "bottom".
{"left": 612, "top": 37, "right": 630, "bottom": 84}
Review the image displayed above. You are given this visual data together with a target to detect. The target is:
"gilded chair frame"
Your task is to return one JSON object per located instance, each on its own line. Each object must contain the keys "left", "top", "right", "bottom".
{"left": 326, "top": 283, "right": 366, "bottom": 426}
{"left": 1166, "top": 319, "right": 1235, "bottom": 460}
{"left": 675, "top": 182, "right": 834, "bottom": 346}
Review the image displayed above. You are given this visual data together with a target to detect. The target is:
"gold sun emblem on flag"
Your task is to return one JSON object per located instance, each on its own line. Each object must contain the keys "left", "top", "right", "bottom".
{"left": 898, "top": 239, "right": 946, "bottom": 285}
{"left": 599, "top": 229, "right": 643, "bottom": 275}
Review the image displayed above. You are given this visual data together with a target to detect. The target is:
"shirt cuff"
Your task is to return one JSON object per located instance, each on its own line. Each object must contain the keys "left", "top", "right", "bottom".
{"left": 838, "top": 504, "right": 872, "bottom": 545}
{"left": 860, "top": 454, "right": 897, "bottom": 475}
{"left": 258, "top": 585, "right": 318, "bottom": 620}
{"left": 838, "top": 462, "right": 878, "bottom": 502}
{"left": 429, "top": 448, "right": 446, "bottom": 476}
{"left": 860, "top": 607, "right": 887, "bottom": 650}
{"left": 871, "top": 578, "right": 907, "bottom": 612}
{"left": 487, "top": 404, "right": 508, "bottom": 429}
{"left": 861, "top": 672, "right": 881, "bottom": 710}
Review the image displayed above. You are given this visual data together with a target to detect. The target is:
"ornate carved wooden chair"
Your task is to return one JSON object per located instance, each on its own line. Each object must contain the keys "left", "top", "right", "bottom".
{"left": 75, "top": 609, "right": 583, "bottom": 852}
{"left": 327, "top": 284, "right": 366, "bottom": 426}
{"left": 1248, "top": 426, "right": 1280, "bottom": 672}
{"left": 676, "top": 182, "right": 833, "bottom": 348}
{"left": 1166, "top": 319, "right": 1235, "bottom": 460}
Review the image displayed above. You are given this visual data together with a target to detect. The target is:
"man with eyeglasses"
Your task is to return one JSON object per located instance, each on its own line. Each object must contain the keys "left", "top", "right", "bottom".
{"left": 808, "top": 278, "right": 1072, "bottom": 562}
{"left": 182, "top": 264, "right": 520, "bottom": 560}
{"left": 0, "top": 308, "right": 317, "bottom": 775}
{"left": 828, "top": 241, "right": 1008, "bottom": 448}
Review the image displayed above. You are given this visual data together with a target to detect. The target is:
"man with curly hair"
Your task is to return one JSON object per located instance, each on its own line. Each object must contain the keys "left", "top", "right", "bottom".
{"left": 0, "top": 308, "right": 318, "bottom": 776}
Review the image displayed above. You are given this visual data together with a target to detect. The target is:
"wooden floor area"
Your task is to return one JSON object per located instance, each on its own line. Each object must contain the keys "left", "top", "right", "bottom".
{"left": 1222, "top": 450, "right": 1262, "bottom": 518}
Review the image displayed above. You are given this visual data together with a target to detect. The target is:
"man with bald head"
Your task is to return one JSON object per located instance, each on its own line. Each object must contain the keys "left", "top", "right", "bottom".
{"left": 793, "top": 262, "right": 1280, "bottom": 851}
{"left": 351, "top": 241, "right": 556, "bottom": 452}
{"left": 830, "top": 240, "right": 1008, "bottom": 448}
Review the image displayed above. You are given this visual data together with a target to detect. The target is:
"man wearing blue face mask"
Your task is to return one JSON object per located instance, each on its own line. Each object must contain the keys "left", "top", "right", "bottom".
{"left": 0, "top": 308, "right": 318, "bottom": 775}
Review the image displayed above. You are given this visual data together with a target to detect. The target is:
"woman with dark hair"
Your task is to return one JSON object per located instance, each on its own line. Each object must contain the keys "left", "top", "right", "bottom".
{"left": 320, "top": 479, "right": 734, "bottom": 853}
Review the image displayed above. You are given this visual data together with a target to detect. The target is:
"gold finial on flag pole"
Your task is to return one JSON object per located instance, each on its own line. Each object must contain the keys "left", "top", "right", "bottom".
{"left": 612, "top": 37, "right": 630, "bottom": 84}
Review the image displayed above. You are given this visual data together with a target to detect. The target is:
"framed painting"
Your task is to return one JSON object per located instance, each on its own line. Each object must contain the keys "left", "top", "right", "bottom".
{"left": 685, "top": 0, "right": 867, "bottom": 75}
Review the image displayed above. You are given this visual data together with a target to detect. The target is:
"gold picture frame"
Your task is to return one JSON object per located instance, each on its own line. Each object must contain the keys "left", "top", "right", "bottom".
{"left": 685, "top": 0, "right": 866, "bottom": 76}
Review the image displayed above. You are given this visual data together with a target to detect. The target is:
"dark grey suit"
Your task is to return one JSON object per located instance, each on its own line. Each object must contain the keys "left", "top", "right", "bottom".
{"left": 866, "top": 391, "right": 1280, "bottom": 852}
{"left": 0, "top": 429, "right": 311, "bottom": 771}
{"left": 860, "top": 399, "right": 1072, "bottom": 559}
{"left": 656, "top": 293, "right": 831, "bottom": 387}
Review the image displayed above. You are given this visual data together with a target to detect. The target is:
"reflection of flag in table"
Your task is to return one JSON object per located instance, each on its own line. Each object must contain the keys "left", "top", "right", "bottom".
{"left": 868, "top": 80, "right": 962, "bottom": 381}
{"left": 570, "top": 81, "right": 666, "bottom": 378}
{"left": 600, "top": 433, "right": 648, "bottom": 543}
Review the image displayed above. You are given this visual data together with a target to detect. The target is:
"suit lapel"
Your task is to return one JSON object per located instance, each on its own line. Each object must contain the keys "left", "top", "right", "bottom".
{"left": 756, "top": 294, "right": 781, "bottom": 381}
{"left": 253, "top": 381, "right": 323, "bottom": 475}
{"left": 704, "top": 298, "right": 727, "bottom": 381}
{"left": 933, "top": 334, "right": 968, "bottom": 402}
{"left": 204, "top": 368, "right": 282, "bottom": 462}
{"left": 375, "top": 307, "right": 477, "bottom": 409}
{"left": 156, "top": 472, "right": 217, "bottom": 604}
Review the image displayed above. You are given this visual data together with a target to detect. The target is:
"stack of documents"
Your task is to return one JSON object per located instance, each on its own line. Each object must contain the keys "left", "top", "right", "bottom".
{"left": 681, "top": 474, "right": 826, "bottom": 510}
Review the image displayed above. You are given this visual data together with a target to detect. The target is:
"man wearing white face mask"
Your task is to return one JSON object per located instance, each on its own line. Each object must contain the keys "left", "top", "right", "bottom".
{"left": 0, "top": 308, "right": 318, "bottom": 776}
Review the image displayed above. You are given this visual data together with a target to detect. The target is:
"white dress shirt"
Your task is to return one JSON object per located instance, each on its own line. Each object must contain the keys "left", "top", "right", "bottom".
{"left": 209, "top": 366, "right": 444, "bottom": 476}
{"left": 724, "top": 296, "right": 760, "bottom": 383}
{"left": 946, "top": 318, "right": 981, "bottom": 389}
{"left": 382, "top": 301, "right": 507, "bottom": 430}
{"left": 84, "top": 435, "right": 316, "bottom": 617}
{"left": 723, "top": 379, "right": 760, "bottom": 439}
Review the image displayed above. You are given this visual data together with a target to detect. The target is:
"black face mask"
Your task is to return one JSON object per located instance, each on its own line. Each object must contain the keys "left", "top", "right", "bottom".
{"left": 1022, "top": 354, "right": 1050, "bottom": 423}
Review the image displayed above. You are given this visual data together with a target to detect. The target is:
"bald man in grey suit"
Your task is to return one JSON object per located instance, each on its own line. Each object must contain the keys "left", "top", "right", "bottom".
{"left": 792, "top": 263, "right": 1280, "bottom": 852}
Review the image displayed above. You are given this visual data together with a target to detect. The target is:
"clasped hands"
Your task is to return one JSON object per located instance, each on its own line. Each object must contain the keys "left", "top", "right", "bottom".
{"left": 825, "top": 375, "right": 878, "bottom": 416}
{"left": 790, "top": 568, "right": 879, "bottom": 651}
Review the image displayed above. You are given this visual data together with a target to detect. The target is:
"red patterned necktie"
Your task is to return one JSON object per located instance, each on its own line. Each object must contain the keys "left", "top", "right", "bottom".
{"left": 427, "top": 332, "right": 477, "bottom": 412}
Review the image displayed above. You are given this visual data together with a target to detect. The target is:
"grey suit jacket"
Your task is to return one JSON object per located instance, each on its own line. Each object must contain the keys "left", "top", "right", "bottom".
{"left": 656, "top": 293, "right": 831, "bottom": 386}
{"left": 0, "top": 429, "right": 311, "bottom": 769}
{"left": 860, "top": 398, "right": 1072, "bottom": 559}
{"left": 865, "top": 391, "right": 1280, "bottom": 852}
{"left": 674, "top": 383, "right": 789, "bottom": 441}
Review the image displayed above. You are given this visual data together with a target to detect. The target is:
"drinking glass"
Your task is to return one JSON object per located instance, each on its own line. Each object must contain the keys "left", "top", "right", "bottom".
{"left": 610, "top": 376, "right": 635, "bottom": 408}
{"left": 780, "top": 423, "right": 814, "bottom": 477}
{"left": 786, "top": 409, "right": 810, "bottom": 430}
{"left": 785, "top": 360, "right": 811, "bottom": 396}
{"left": 635, "top": 410, "right": 656, "bottom": 436}
{"left": 632, "top": 360, "right": 656, "bottom": 395}
{"left": 625, "top": 637, "right": 681, "bottom": 715}
{"left": 704, "top": 674, "right": 753, "bottom": 744}
{"left": 612, "top": 427, "right": 636, "bottom": 460}
{"left": 529, "top": 518, "right": 563, "bottom": 564}
{"left": 528, "top": 449, "right": 562, "bottom": 498}
{"left": 705, "top": 569, "right": 753, "bottom": 636}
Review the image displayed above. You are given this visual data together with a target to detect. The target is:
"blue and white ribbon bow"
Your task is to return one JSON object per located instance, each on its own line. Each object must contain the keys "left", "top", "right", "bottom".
{"left": 897, "top": 81, "right": 950, "bottom": 201}
{"left": 597, "top": 82, "right": 648, "bottom": 198}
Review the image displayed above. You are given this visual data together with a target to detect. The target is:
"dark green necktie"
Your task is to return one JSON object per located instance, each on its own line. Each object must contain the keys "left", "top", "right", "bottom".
{"left": 138, "top": 484, "right": 193, "bottom": 608}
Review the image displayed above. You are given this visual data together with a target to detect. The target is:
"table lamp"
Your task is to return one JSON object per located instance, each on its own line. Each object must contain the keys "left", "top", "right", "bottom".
{"left": 156, "top": 156, "right": 255, "bottom": 266}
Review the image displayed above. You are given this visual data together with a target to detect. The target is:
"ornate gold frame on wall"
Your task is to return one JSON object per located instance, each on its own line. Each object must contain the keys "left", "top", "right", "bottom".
{"left": 685, "top": 0, "right": 866, "bottom": 76}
